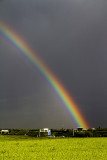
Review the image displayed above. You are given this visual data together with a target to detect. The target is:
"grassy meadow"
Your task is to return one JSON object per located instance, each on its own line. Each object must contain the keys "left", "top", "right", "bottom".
{"left": 0, "top": 135, "right": 107, "bottom": 160}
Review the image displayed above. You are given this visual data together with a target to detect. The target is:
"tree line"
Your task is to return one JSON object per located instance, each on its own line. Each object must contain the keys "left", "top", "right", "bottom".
{"left": 0, "top": 128, "right": 107, "bottom": 137}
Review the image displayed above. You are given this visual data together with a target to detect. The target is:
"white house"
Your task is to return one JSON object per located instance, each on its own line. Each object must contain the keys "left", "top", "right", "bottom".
{"left": 39, "top": 128, "right": 51, "bottom": 136}
{"left": 0, "top": 130, "right": 9, "bottom": 134}
{"left": 40, "top": 128, "right": 49, "bottom": 132}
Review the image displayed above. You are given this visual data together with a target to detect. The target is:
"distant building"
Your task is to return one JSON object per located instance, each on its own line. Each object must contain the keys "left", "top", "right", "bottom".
{"left": 74, "top": 128, "right": 83, "bottom": 132}
{"left": 39, "top": 128, "right": 51, "bottom": 136}
{"left": 77, "top": 127, "right": 83, "bottom": 131}
{"left": 0, "top": 130, "right": 9, "bottom": 134}
{"left": 91, "top": 128, "right": 95, "bottom": 130}
{"left": 73, "top": 127, "right": 86, "bottom": 136}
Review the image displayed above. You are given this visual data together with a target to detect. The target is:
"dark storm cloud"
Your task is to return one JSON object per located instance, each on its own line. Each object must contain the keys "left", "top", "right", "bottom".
{"left": 0, "top": 0, "right": 107, "bottom": 128}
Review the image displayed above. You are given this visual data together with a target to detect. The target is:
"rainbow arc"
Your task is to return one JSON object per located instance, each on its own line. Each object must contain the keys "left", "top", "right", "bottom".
{"left": 0, "top": 23, "right": 89, "bottom": 129}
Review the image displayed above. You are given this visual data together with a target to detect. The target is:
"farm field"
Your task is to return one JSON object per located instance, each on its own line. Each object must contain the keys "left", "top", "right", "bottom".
{"left": 0, "top": 135, "right": 107, "bottom": 160}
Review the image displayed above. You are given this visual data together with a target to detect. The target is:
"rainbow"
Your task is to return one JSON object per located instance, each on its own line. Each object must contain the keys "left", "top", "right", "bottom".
{"left": 0, "top": 22, "right": 89, "bottom": 129}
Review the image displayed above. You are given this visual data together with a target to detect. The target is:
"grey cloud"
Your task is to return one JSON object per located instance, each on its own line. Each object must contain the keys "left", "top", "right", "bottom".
{"left": 0, "top": 0, "right": 107, "bottom": 128}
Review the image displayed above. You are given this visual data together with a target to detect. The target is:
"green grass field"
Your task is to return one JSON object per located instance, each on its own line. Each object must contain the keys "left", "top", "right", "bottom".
{"left": 0, "top": 135, "right": 107, "bottom": 160}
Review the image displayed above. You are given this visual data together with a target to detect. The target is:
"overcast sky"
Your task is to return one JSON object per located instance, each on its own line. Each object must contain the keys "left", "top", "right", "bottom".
{"left": 0, "top": 0, "right": 107, "bottom": 129}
